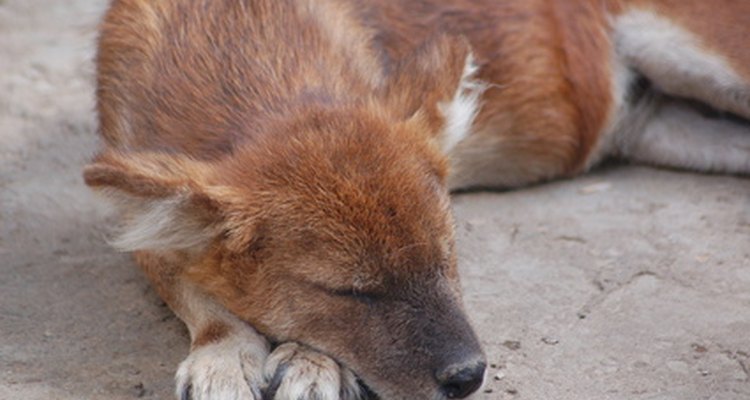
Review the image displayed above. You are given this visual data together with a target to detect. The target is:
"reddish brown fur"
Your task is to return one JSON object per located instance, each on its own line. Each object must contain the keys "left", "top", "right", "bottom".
{"left": 356, "top": 0, "right": 614, "bottom": 183}
{"left": 193, "top": 322, "right": 231, "bottom": 349}
{"left": 96, "top": 0, "right": 371, "bottom": 156}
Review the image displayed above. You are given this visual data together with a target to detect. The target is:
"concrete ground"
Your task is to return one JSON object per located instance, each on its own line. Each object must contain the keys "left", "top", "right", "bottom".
{"left": 1, "top": 1, "right": 748, "bottom": 399}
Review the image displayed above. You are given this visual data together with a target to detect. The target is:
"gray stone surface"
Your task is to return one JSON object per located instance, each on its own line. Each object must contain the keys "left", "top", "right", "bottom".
{"left": 1, "top": 1, "right": 748, "bottom": 399}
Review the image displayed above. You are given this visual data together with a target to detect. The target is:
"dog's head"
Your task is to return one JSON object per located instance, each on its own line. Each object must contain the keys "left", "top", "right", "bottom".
{"left": 85, "top": 35, "right": 486, "bottom": 399}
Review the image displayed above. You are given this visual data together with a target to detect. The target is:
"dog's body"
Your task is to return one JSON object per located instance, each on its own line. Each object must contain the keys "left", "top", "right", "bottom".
{"left": 85, "top": 0, "right": 750, "bottom": 399}
{"left": 360, "top": 0, "right": 750, "bottom": 189}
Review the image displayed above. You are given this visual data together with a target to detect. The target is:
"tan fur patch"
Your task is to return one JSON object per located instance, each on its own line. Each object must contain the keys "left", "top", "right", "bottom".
{"left": 192, "top": 322, "right": 231, "bottom": 349}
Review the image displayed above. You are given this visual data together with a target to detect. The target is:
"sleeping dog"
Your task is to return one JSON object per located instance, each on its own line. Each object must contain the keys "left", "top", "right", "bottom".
{"left": 84, "top": 0, "right": 750, "bottom": 399}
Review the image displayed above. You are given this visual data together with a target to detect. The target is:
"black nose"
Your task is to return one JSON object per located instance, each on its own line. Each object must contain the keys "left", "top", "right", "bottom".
{"left": 436, "top": 360, "right": 486, "bottom": 399}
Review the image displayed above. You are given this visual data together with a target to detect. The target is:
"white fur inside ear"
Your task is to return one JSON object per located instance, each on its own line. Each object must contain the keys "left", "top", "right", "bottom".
{"left": 438, "top": 54, "right": 486, "bottom": 154}
{"left": 111, "top": 195, "right": 217, "bottom": 252}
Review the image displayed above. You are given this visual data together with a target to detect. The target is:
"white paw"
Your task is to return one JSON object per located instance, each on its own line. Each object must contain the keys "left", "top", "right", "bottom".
{"left": 176, "top": 331, "right": 269, "bottom": 400}
{"left": 262, "top": 342, "right": 364, "bottom": 400}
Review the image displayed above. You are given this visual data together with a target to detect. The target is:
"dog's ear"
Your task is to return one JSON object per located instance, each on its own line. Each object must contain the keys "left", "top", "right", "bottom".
{"left": 83, "top": 151, "right": 227, "bottom": 252}
{"left": 383, "top": 34, "right": 485, "bottom": 154}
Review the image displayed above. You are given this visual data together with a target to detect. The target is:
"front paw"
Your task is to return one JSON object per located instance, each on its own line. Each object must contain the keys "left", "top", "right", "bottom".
{"left": 262, "top": 342, "right": 363, "bottom": 400}
{"left": 176, "top": 330, "right": 269, "bottom": 400}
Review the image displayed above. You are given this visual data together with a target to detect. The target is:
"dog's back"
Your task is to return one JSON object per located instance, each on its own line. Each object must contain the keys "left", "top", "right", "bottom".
{"left": 360, "top": 0, "right": 750, "bottom": 188}
{"left": 97, "top": 0, "right": 383, "bottom": 157}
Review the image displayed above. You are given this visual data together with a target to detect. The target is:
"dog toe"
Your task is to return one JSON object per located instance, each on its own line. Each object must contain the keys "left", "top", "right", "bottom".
{"left": 175, "top": 333, "right": 267, "bottom": 400}
{"left": 263, "top": 342, "right": 363, "bottom": 400}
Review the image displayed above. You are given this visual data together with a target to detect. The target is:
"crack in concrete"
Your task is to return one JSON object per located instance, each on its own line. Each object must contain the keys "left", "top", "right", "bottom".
{"left": 690, "top": 336, "right": 750, "bottom": 383}
{"left": 720, "top": 349, "right": 750, "bottom": 382}
{"left": 575, "top": 252, "right": 732, "bottom": 320}
{"left": 577, "top": 270, "right": 659, "bottom": 319}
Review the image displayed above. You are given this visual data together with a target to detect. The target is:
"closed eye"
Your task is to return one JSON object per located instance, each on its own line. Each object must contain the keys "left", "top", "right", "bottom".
{"left": 297, "top": 278, "right": 384, "bottom": 304}
{"left": 327, "top": 287, "right": 383, "bottom": 304}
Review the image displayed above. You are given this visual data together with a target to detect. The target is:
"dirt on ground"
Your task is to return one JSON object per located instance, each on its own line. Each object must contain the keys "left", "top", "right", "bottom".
{"left": 1, "top": 1, "right": 749, "bottom": 399}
